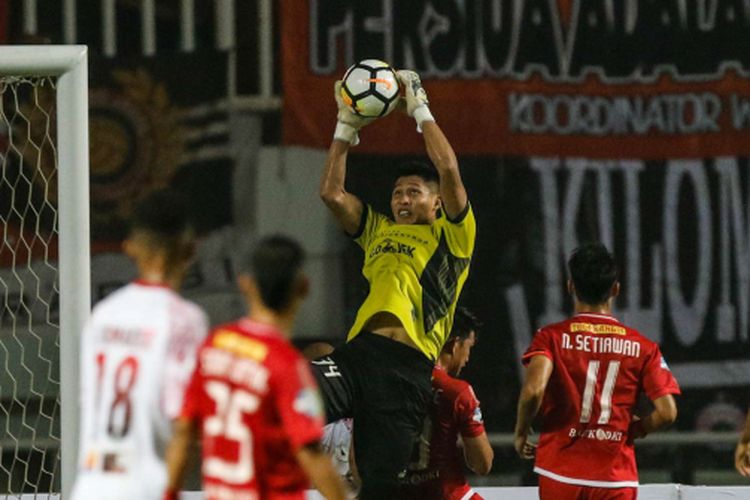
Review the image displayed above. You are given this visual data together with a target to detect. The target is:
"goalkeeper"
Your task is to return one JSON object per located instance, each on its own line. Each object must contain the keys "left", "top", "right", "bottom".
{"left": 315, "top": 69, "right": 476, "bottom": 499}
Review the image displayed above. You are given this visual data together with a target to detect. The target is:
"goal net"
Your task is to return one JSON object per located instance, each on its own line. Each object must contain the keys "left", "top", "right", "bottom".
{"left": 0, "top": 46, "right": 89, "bottom": 498}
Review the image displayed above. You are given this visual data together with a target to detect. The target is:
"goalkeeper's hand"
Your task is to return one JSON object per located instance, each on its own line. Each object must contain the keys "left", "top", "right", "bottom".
{"left": 333, "top": 80, "right": 375, "bottom": 146}
{"left": 396, "top": 69, "right": 435, "bottom": 132}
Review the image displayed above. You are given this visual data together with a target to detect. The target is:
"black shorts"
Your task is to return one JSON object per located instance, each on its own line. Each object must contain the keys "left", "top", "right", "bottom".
{"left": 310, "top": 332, "right": 433, "bottom": 500}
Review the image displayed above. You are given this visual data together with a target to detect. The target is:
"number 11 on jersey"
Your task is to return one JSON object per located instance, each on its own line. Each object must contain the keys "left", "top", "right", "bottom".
{"left": 580, "top": 360, "right": 620, "bottom": 425}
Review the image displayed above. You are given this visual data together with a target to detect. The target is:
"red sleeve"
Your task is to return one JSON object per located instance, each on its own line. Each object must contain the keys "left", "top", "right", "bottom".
{"left": 456, "top": 384, "right": 485, "bottom": 438}
{"left": 522, "top": 328, "right": 554, "bottom": 365}
{"left": 272, "top": 350, "right": 325, "bottom": 452}
{"left": 179, "top": 347, "right": 205, "bottom": 422}
{"left": 641, "top": 345, "right": 681, "bottom": 400}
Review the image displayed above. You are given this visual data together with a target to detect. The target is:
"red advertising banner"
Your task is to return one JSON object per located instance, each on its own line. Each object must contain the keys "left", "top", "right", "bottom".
{"left": 282, "top": 0, "right": 750, "bottom": 159}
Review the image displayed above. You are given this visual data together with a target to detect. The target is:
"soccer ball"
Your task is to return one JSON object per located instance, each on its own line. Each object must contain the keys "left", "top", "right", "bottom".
{"left": 340, "top": 59, "right": 400, "bottom": 118}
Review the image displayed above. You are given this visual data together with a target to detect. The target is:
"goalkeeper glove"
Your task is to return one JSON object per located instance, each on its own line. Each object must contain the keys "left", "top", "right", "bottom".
{"left": 333, "top": 80, "right": 375, "bottom": 146}
{"left": 396, "top": 70, "right": 435, "bottom": 132}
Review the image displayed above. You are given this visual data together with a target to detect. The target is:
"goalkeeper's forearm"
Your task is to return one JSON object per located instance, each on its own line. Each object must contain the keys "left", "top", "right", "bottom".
{"left": 320, "top": 140, "right": 350, "bottom": 207}
{"left": 423, "top": 121, "right": 467, "bottom": 217}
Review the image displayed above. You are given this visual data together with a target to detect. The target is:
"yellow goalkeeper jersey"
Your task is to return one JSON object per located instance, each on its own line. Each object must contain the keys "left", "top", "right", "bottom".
{"left": 348, "top": 203, "right": 476, "bottom": 361}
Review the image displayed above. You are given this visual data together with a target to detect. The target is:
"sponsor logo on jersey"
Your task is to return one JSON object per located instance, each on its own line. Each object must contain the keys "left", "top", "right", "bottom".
{"left": 399, "top": 468, "right": 440, "bottom": 485}
{"left": 660, "top": 356, "right": 671, "bottom": 370}
{"left": 213, "top": 330, "right": 268, "bottom": 361}
{"left": 570, "top": 322, "right": 626, "bottom": 336}
{"left": 369, "top": 238, "right": 416, "bottom": 259}
{"left": 293, "top": 388, "right": 323, "bottom": 419}
{"left": 472, "top": 407, "right": 483, "bottom": 424}
{"left": 568, "top": 427, "right": 624, "bottom": 442}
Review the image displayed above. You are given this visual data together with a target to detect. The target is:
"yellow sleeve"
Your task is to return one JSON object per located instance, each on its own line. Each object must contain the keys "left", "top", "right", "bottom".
{"left": 351, "top": 204, "right": 389, "bottom": 249}
{"left": 440, "top": 203, "right": 476, "bottom": 258}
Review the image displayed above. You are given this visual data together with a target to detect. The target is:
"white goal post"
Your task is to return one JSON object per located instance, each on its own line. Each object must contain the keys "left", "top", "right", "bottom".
{"left": 0, "top": 45, "right": 90, "bottom": 498}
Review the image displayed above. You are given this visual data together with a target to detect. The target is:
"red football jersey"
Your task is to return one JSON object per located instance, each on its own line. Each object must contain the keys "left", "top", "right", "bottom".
{"left": 402, "top": 366, "right": 486, "bottom": 499}
{"left": 522, "top": 313, "right": 681, "bottom": 487}
{"left": 181, "top": 318, "right": 325, "bottom": 500}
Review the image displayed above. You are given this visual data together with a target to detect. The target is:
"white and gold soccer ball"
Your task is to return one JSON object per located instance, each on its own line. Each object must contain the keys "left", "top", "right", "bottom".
{"left": 340, "top": 59, "right": 400, "bottom": 118}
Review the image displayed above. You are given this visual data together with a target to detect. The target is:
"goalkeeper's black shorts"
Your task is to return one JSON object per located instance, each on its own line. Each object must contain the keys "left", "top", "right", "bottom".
{"left": 310, "top": 331, "right": 433, "bottom": 500}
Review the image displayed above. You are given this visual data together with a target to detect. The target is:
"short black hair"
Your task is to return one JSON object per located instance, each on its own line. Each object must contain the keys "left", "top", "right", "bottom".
{"left": 394, "top": 161, "right": 439, "bottom": 186}
{"left": 249, "top": 235, "right": 305, "bottom": 312}
{"left": 442, "top": 306, "right": 480, "bottom": 353}
{"left": 130, "top": 189, "right": 191, "bottom": 240}
{"left": 568, "top": 242, "right": 619, "bottom": 305}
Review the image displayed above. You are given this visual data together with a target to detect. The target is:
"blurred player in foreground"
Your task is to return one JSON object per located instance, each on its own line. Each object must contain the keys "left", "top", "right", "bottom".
{"left": 515, "top": 242, "right": 680, "bottom": 500}
{"left": 164, "top": 235, "right": 347, "bottom": 500}
{"left": 71, "top": 189, "right": 209, "bottom": 500}
{"left": 317, "top": 69, "right": 475, "bottom": 498}
{"left": 736, "top": 410, "right": 750, "bottom": 476}
{"left": 401, "top": 307, "right": 494, "bottom": 499}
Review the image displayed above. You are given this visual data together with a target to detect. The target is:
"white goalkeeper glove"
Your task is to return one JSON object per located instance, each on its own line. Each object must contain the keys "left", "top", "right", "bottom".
{"left": 396, "top": 69, "right": 435, "bottom": 132}
{"left": 333, "top": 80, "right": 375, "bottom": 146}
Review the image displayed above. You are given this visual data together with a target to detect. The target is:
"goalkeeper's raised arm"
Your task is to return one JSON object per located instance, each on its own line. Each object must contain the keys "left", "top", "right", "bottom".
{"left": 319, "top": 81, "right": 374, "bottom": 235}
{"left": 396, "top": 69, "right": 468, "bottom": 220}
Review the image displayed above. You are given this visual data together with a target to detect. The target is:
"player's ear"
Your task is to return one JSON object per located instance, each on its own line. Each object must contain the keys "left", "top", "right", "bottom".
{"left": 180, "top": 233, "right": 197, "bottom": 263}
{"left": 451, "top": 338, "right": 462, "bottom": 357}
{"left": 611, "top": 281, "right": 621, "bottom": 299}
{"left": 122, "top": 238, "right": 134, "bottom": 257}
{"left": 567, "top": 279, "right": 575, "bottom": 296}
{"left": 296, "top": 273, "right": 310, "bottom": 299}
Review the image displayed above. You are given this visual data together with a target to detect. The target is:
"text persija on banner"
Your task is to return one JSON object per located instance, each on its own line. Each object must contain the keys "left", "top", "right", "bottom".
{"left": 281, "top": 0, "right": 750, "bottom": 159}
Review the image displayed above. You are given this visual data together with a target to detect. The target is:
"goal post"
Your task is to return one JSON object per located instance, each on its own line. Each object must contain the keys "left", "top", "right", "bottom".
{"left": 0, "top": 45, "right": 90, "bottom": 498}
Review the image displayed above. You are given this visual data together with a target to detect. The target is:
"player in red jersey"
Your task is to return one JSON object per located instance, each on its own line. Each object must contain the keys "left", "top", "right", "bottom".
{"left": 401, "top": 307, "right": 494, "bottom": 500}
{"left": 163, "top": 236, "right": 347, "bottom": 500}
{"left": 515, "top": 243, "right": 680, "bottom": 500}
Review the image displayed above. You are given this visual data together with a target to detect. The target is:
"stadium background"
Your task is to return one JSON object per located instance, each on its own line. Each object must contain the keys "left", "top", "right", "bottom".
{"left": 2, "top": 0, "right": 750, "bottom": 492}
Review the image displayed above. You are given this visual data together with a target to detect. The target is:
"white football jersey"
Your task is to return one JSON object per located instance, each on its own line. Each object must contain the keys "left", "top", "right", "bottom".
{"left": 71, "top": 281, "right": 208, "bottom": 500}
{"left": 321, "top": 418, "right": 358, "bottom": 498}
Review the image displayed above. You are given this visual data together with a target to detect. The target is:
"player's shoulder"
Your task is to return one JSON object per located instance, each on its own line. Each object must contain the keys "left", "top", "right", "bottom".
{"left": 90, "top": 282, "right": 137, "bottom": 316}
{"left": 534, "top": 318, "right": 570, "bottom": 338}
{"left": 620, "top": 323, "right": 659, "bottom": 350}
{"left": 213, "top": 319, "right": 300, "bottom": 360}
{"left": 267, "top": 335, "right": 305, "bottom": 364}
{"left": 169, "top": 293, "right": 208, "bottom": 322}
{"left": 369, "top": 205, "right": 393, "bottom": 226}
{"left": 94, "top": 282, "right": 134, "bottom": 303}
{"left": 433, "top": 367, "right": 471, "bottom": 397}
{"left": 434, "top": 201, "right": 474, "bottom": 227}
{"left": 576, "top": 313, "right": 657, "bottom": 345}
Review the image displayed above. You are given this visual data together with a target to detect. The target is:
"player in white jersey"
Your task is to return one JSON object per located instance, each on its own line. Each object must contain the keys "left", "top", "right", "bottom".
{"left": 71, "top": 190, "right": 209, "bottom": 500}
{"left": 303, "top": 342, "right": 360, "bottom": 497}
